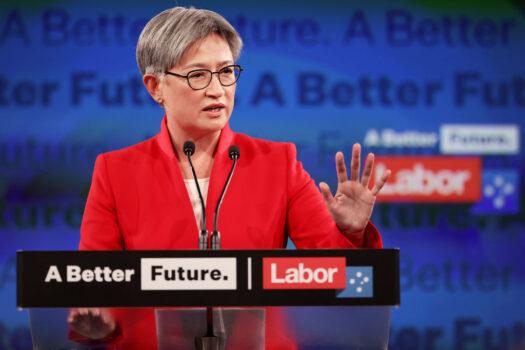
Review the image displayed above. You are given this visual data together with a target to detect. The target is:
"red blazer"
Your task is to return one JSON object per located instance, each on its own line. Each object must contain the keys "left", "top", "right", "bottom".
{"left": 79, "top": 116, "right": 382, "bottom": 349}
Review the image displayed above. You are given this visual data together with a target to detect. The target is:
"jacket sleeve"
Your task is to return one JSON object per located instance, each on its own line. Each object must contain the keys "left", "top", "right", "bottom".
{"left": 285, "top": 144, "right": 382, "bottom": 249}
{"left": 80, "top": 154, "right": 124, "bottom": 250}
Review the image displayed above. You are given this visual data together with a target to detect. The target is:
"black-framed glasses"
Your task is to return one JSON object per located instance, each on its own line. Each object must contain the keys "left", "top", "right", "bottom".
{"left": 164, "top": 64, "right": 243, "bottom": 90}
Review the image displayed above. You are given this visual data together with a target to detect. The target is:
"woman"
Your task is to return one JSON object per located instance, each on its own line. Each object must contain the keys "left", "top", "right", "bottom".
{"left": 68, "top": 6, "right": 390, "bottom": 349}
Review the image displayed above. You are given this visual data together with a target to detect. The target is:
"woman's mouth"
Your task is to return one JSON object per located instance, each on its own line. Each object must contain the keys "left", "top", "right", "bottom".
{"left": 205, "top": 107, "right": 223, "bottom": 112}
{"left": 203, "top": 104, "right": 225, "bottom": 112}
{"left": 202, "top": 105, "right": 225, "bottom": 118}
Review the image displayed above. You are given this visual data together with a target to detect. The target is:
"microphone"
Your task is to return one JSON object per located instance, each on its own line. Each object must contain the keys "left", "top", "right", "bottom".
{"left": 183, "top": 141, "right": 208, "bottom": 251}
{"left": 211, "top": 145, "right": 240, "bottom": 250}
{"left": 183, "top": 141, "right": 195, "bottom": 157}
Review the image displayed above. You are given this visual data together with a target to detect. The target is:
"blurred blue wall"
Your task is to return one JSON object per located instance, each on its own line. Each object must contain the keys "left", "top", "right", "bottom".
{"left": 1, "top": 0, "right": 524, "bottom": 348}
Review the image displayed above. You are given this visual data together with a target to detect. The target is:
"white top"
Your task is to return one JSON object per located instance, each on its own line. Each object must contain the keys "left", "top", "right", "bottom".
{"left": 183, "top": 178, "right": 210, "bottom": 230}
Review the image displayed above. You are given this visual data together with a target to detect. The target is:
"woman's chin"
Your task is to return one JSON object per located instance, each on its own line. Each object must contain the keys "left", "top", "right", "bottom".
{"left": 196, "top": 115, "right": 230, "bottom": 134}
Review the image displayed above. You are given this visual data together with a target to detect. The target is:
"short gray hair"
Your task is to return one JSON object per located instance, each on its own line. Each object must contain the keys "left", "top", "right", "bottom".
{"left": 136, "top": 7, "right": 243, "bottom": 76}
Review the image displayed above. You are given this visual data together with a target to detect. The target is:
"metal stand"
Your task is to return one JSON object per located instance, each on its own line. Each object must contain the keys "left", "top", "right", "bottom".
{"left": 195, "top": 231, "right": 225, "bottom": 349}
{"left": 193, "top": 306, "right": 226, "bottom": 350}
{"left": 194, "top": 147, "right": 237, "bottom": 349}
{"left": 194, "top": 335, "right": 226, "bottom": 350}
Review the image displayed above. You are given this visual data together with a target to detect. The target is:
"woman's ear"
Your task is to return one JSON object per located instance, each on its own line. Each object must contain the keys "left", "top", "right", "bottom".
{"left": 143, "top": 74, "right": 163, "bottom": 104}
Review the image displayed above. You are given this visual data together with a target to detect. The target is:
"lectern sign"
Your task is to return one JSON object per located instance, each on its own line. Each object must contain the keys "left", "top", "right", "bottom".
{"left": 263, "top": 257, "right": 346, "bottom": 289}
{"left": 141, "top": 258, "right": 237, "bottom": 290}
{"left": 44, "top": 265, "right": 135, "bottom": 283}
{"left": 17, "top": 249, "right": 400, "bottom": 307}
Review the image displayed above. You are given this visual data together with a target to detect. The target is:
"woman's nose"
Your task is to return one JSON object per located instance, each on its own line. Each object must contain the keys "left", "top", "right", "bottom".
{"left": 205, "top": 74, "right": 225, "bottom": 97}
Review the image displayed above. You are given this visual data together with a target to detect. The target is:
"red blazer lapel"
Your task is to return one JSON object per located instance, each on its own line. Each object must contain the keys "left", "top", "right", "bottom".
{"left": 155, "top": 116, "right": 199, "bottom": 239}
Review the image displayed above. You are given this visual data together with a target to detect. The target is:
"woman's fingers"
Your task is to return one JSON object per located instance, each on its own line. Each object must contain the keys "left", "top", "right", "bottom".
{"left": 372, "top": 169, "right": 391, "bottom": 196}
{"left": 335, "top": 152, "right": 348, "bottom": 184}
{"left": 331, "top": 146, "right": 387, "bottom": 195}
{"left": 68, "top": 308, "right": 104, "bottom": 323}
{"left": 90, "top": 308, "right": 101, "bottom": 317}
{"left": 350, "top": 144, "right": 361, "bottom": 181}
{"left": 361, "top": 153, "right": 374, "bottom": 188}
{"left": 319, "top": 182, "right": 334, "bottom": 203}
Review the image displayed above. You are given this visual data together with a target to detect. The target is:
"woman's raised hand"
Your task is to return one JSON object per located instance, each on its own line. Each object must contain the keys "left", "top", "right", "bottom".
{"left": 319, "top": 144, "right": 390, "bottom": 244}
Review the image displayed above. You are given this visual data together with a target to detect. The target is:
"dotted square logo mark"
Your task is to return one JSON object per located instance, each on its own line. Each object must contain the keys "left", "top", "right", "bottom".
{"left": 337, "top": 266, "right": 373, "bottom": 298}
{"left": 471, "top": 170, "right": 519, "bottom": 215}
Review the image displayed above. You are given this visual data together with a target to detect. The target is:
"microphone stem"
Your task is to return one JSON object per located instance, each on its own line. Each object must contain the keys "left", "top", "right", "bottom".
{"left": 186, "top": 154, "right": 207, "bottom": 236}
{"left": 212, "top": 157, "right": 238, "bottom": 250}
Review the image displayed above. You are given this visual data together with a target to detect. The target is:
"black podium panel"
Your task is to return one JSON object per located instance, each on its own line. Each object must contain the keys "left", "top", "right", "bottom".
{"left": 17, "top": 249, "right": 399, "bottom": 307}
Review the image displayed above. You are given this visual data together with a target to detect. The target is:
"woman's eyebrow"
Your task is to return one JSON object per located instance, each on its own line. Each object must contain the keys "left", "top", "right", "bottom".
{"left": 182, "top": 60, "right": 234, "bottom": 70}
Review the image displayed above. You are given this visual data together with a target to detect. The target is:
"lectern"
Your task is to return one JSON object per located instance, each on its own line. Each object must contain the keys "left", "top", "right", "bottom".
{"left": 18, "top": 249, "right": 399, "bottom": 349}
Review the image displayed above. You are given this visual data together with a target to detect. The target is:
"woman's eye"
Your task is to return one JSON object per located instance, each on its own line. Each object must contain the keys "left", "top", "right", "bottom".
{"left": 221, "top": 68, "right": 233, "bottom": 74}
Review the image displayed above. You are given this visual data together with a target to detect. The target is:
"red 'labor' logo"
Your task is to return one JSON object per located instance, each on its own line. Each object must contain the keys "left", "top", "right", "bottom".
{"left": 263, "top": 257, "right": 346, "bottom": 290}
{"left": 373, "top": 156, "right": 481, "bottom": 203}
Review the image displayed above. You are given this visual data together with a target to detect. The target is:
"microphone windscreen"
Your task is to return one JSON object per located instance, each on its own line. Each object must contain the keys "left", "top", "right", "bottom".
{"left": 228, "top": 145, "right": 240, "bottom": 160}
{"left": 183, "top": 141, "right": 195, "bottom": 156}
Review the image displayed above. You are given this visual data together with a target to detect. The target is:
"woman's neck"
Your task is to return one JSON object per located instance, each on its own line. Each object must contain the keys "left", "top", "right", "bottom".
{"left": 168, "top": 123, "right": 221, "bottom": 179}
